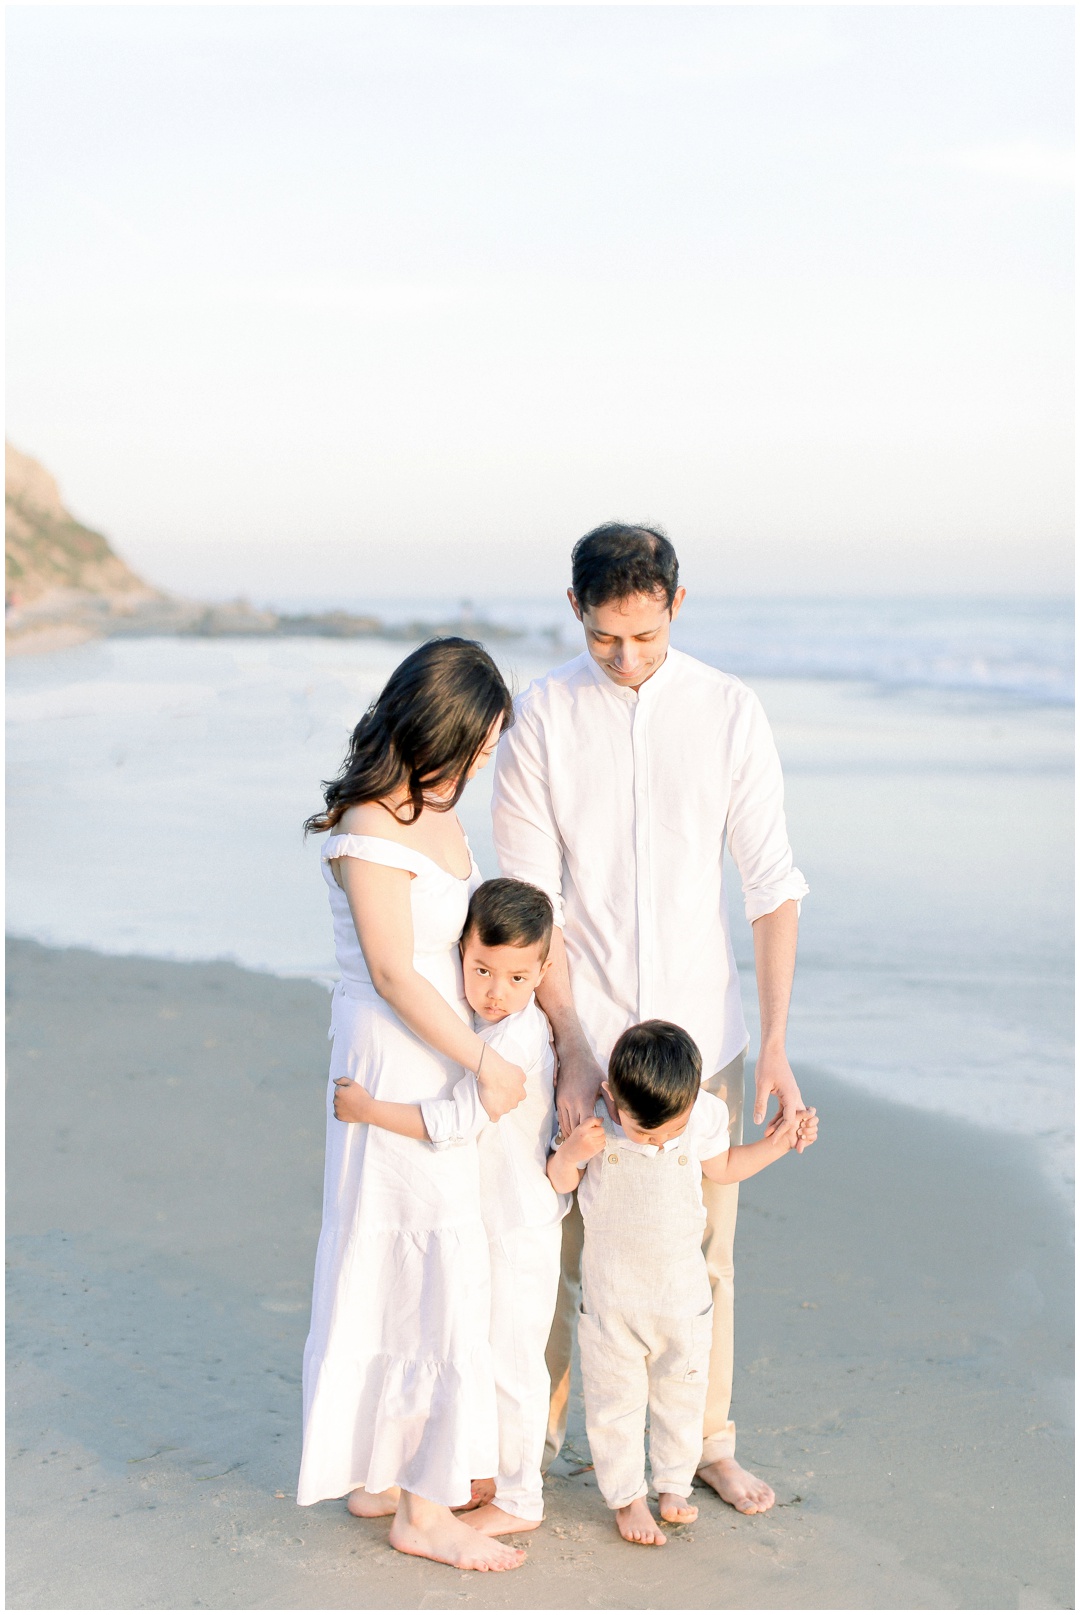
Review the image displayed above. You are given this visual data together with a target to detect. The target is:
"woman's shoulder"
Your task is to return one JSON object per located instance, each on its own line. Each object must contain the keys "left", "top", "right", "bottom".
{"left": 324, "top": 801, "right": 431, "bottom": 876}
{"left": 337, "top": 800, "right": 406, "bottom": 838}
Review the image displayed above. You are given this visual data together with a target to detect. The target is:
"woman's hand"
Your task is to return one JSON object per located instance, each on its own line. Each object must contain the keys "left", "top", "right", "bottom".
{"left": 333, "top": 1077, "right": 372, "bottom": 1124}
{"left": 476, "top": 1045, "right": 527, "bottom": 1122}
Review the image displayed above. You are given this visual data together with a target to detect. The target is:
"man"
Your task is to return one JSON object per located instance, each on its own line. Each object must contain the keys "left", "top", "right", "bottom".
{"left": 491, "top": 522, "right": 809, "bottom": 1516}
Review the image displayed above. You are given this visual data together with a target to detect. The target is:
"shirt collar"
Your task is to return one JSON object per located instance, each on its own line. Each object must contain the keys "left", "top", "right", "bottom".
{"left": 607, "top": 1114, "right": 688, "bottom": 1156}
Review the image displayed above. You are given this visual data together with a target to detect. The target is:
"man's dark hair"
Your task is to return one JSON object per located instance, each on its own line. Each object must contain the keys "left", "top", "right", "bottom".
{"left": 571, "top": 522, "right": 680, "bottom": 612}
{"left": 607, "top": 1020, "right": 702, "bottom": 1130}
{"left": 463, "top": 878, "right": 554, "bottom": 959}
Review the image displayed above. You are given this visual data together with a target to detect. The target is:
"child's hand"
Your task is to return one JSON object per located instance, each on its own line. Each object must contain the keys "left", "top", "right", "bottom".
{"left": 333, "top": 1077, "right": 371, "bottom": 1125}
{"left": 764, "top": 1104, "right": 817, "bottom": 1151}
{"left": 565, "top": 1116, "right": 606, "bottom": 1166}
{"left": 795, "top": 1108, "right": 818, "bottom": 1150}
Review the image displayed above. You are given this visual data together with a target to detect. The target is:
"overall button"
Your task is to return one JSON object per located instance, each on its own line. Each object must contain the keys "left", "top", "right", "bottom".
{"left": 607, "top": 1154, "right": 619, "bottom": 1165}
{"left": 678, "top": 1155, "right": 688, "bottom": 1166}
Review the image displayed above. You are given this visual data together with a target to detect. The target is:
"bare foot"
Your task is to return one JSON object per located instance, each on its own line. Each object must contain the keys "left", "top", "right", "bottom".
{"left": 658, "top": 1492, "right": 698, "bottom": 1524}
{"left": 347, "top": 1485, "right": 400, "bottom": 1517}
{"left": 696, "top": 1457, "right": 775, "bottom": 1515}
{"left": 615, "top": 1496, "right": 667, "bottom": 1545}
{"left": 467, "top": 1503, "right": 543, "bottom": 1536}
{"left": 455, "top": 1477, "right": 496, "bottom": 1512}
{"left": 389, "top": 1491, "right": 526, "bottom": 1571}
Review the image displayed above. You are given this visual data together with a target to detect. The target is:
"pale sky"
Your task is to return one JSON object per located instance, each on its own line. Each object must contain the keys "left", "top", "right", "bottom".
{"left": 6, "top": 5, "right": 1074, "bottom": 602}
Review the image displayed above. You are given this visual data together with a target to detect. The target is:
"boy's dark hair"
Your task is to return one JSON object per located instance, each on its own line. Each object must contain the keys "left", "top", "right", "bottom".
{"left": 607, "top": 1020, "right": 702, "bottom": 1130}
{"left": 571, "top": 522, "right": 680, "bottom": 612}
{"left": 463, "top": 878, "right": 554, "bottom": 959}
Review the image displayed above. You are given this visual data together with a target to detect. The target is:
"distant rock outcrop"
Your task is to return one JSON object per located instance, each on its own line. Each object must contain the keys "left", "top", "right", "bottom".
{"left": 5, "top": 444, "right": 525, "bottom": 656}
{"left": 6, "top": 443, "right": 158, "bottom": 608}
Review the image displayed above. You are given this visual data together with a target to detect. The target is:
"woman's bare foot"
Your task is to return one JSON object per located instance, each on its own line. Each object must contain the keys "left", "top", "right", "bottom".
{"left": 615, "top": 1496, "right": 667, "bottom": 1545}
{"left": 389, "top": 1491, "right": 526, "bottom": 1571}
{"left": 467, "top": 1503, "right": 543, "bottom": 1536}
{"left": 658, "top": 1493, "right": 698, "bottom": 1525}
{"left": 696, "top": 1457, "right": 775, "bottom": 1514}
{"left": 347, "top": 1485, "right": 400, "bottom": 1517}
{"left": 455, "top": 1477, "right": 496, "bottom": 1512}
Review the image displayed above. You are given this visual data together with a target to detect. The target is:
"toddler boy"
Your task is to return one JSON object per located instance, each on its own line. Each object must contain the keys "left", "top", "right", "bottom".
{"left": 547, "top": 1020, "right": 817, "bottom": 1546}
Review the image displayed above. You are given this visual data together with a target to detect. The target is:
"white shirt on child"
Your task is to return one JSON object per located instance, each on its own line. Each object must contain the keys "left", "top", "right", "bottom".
{"left": 420, "top": 997, "right": 568, "bottom": 1231}
{"left": 576, "top": 1088, "right": 731, "bottom": 1223}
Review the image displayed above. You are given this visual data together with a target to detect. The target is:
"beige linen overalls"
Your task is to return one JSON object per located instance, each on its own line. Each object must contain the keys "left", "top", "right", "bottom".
{"left": 578, "top": 1119, "right": 715, "bottom": 1509}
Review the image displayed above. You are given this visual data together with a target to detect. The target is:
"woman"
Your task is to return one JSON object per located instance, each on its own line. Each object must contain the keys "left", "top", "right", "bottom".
{"left": 297, "top": 638, "right": 528, "bottom": 1573}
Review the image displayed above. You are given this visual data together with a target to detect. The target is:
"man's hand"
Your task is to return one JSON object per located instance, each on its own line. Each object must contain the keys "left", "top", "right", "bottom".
{"left": 753, "top": 1043, "right": 807, "bottom": 1150}
{"left": 476, "top": 1046, "right": 528, "bottom": 1122}
{"left": 555, "top": 1041, "right": 606, "bottom": 1136}
{"left": 333, "top": 1076, "right": 371, "bottom": 1124}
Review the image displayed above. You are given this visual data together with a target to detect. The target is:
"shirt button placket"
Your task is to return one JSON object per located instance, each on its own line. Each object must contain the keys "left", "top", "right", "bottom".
{"left": 633, "top": 695, "right": 652, "bottom": 1020}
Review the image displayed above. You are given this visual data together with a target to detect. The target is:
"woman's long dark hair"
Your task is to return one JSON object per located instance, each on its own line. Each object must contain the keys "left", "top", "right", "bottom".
{"left": 304, "top": 637, "right": 514, "bottom": 834}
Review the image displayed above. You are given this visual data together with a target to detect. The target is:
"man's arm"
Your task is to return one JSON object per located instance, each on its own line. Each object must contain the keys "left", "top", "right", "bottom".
{"left": 535, "top": 927, "right": 607, "bottom": 1134}
{"left": 725, "top": 690, "right": 810, "bottom": 1142}
{"left": 751, "top": 898, "right": 804, "bottom": 1143}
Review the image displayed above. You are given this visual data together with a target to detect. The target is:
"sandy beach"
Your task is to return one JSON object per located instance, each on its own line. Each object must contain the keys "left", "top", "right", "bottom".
{"left": 6, "top": 936, "right": 1073, "bottom": 1610}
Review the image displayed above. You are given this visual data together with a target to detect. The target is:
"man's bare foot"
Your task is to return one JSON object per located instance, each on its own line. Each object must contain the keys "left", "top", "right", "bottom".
{"left": 696, "top": 1457, "right": 775, "bottom": 1515}
{"left": 347, "top": 1485, "right": 400, "bottom": 1517}
{"left": 615, "top": 1496, "right": 667, "bottom": 1545}
{"left": 389, "top": 1491, "right": 526, "bottom": 1571}
{"left": 455, "top": 1477, "right": 496, "bottom": 1512}
{"left": 466, "top": 1503, "right": 543, "bottom": 1536}
{"left": 658, "top": 1492, "right": 698, "bottom": 1525}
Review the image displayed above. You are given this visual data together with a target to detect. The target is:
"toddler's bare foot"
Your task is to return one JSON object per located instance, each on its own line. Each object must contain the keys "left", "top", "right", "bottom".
{"left": 347, "top": 1485, "right": 400, "bottom": 1517}
{"left": 467, "top": 1502, "right": 543, "bottom": 1536}
{"left": 615, "top": 1496, "right": 667, "bottom": 1545}
{"left": 658, "top": 1492, "right": 698, "bottom": 1524}
{"left": 390, "top": 1493, "right": 526, "bottom": 1571}
{"left": 456, "top": 1477, "right": 496, "bottom": 1512}
{"left": 696, "top": 1457, "right": 775, "bottom": 1514}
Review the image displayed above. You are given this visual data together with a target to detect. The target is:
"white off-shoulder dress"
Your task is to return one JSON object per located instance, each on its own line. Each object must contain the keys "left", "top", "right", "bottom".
{"left": 297, "top": 832, "right": 497, "bottom": 1508}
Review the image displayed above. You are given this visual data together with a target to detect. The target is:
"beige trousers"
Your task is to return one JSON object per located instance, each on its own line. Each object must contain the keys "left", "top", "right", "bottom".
{"left": 544, "top": 1047, "right": 746, "bottom": 1471}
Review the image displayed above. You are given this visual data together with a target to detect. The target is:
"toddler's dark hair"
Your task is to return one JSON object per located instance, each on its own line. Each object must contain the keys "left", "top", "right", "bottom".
{"left": 607, "top": 1020, "right": 701, "bottom": 1129}
{"left": 463, "top": 878, "right": 554, "bottom": 959}
{"left": 571, "top": 522, "right": 680, "bottom": 611}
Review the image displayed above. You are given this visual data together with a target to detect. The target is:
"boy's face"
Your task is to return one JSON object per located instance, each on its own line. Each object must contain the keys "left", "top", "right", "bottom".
{"left": 460, "top": 933, "right": 551, "bottom": 1023}
{"left": 601, "top": 1081, "right": 694, "bottom": 1146}
{"left": 568, "top": 585, "right": 686, "bottom": 690}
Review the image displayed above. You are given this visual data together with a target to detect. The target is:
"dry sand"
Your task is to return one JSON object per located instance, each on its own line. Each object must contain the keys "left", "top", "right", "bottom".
{"left": 6, "top": 938, "right": 1073, "bottom": 1610}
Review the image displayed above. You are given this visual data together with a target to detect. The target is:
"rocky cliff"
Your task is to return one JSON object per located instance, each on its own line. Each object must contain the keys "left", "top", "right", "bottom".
{"left": 6, "top": 443, "right": 158, "bottom": 609}
{"left": 6, "top": 445, "right": 523, "bottom": 656}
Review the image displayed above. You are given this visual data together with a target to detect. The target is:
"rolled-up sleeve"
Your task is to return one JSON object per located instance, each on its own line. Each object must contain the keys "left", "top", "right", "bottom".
{"left": 491, "top": 702, "right": 566, "bottom": 927}
{"left": 420, "top": 1074, "right": 488, "bottom": 1150}
{"left": 727, "top": 691, "right": 809, "bottom": 924}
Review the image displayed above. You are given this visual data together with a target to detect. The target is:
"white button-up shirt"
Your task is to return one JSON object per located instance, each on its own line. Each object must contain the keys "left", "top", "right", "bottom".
{"left": 491, "top": 647, "right": 808, "bottom": 1077}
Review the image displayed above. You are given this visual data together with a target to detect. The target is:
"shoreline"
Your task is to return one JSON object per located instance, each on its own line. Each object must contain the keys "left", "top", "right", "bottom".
{"left": 7, "top": 938, "right": 1074, "bottom": 1609}
{"left": 6, "top": 922, "right": 1073, "bottom": 1210}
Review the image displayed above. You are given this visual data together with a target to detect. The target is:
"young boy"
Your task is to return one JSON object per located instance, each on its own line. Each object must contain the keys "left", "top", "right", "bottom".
{"left": 547, "top": 1020, "right": 817, "bottom": 1547}
{"left": 333, "top": 878, "right": 566, "bottom": 1535}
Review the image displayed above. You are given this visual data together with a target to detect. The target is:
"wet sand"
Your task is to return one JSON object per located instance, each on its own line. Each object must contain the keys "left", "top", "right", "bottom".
{"left": 6, "top": 937, "right": 1073, "bottom": 1609}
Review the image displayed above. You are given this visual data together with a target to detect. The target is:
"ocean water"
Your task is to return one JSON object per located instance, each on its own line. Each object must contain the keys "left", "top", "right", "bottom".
{"left": 6, "top": 599, "right": 1073, "bottom": 1197}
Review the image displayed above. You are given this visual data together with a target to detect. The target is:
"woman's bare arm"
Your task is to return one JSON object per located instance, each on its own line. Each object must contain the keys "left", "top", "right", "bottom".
{"left": 335, "top": 856, "right": 526, "bottom": 1115}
